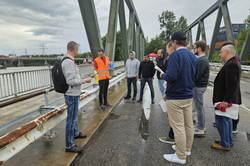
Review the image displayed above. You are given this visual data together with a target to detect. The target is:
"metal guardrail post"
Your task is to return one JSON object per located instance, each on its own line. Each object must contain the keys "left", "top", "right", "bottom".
{"left": 40, "top": 89, "right": 57, "bottom": 139}
{"left": 12, "top": 73, "right": 18, "bottom": 98}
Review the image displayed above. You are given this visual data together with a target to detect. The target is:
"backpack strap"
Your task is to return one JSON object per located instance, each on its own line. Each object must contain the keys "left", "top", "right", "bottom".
{"left": 61, "top": 56, "right": 72, "bottom": 63}
{"left": 61, "top": 56, "right": 73, "bottom": 88}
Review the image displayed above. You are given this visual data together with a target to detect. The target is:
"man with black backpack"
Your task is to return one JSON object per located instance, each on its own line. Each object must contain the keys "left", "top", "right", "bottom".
{"left": 60, "top": 41, "right": 91, "bottom": 153}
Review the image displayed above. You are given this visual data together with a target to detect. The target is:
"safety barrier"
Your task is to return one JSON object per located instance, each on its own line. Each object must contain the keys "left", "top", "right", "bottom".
{"left": 0, "top": 71, "right": 125, "bottom": 165}
{"left": 0, "top": 61, "right": 124, "bottom": 102}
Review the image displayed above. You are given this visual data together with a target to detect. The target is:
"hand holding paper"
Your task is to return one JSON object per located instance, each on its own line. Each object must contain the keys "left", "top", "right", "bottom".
{"left": 154, "top": 65, "right": 164, "bottom": 74}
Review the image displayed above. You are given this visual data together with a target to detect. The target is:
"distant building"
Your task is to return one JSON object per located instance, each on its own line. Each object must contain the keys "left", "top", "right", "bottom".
{"left": 215, "top": 23, "right": 246, "bottom": 52}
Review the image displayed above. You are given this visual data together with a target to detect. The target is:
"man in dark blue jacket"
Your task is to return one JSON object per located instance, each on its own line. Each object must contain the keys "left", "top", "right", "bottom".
{"left": 161, "top": 31, "right": 198, "bottom": 164}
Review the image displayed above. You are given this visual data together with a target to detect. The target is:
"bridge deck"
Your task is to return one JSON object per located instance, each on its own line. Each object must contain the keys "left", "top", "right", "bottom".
{"left": 1, "top": 70, "right": 250, "bottom": 165}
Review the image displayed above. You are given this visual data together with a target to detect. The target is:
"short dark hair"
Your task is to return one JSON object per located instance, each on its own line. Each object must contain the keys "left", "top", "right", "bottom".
{"left": 176, "top": 40, "right": 187, "bottom": 46}
{"left": 98, "top": 48, "right": 104, "bottom": 53}
{"left": 167, "top": 40, "right": 173, "bottom": 48}
{"left": 194, "top": 40, "right": 207, "bottom": 52}
{"left": 67, "top": 41, "right": 78, "bottom": 52}
{"left": 159, "top": 49, "right": 165, "bottom": 55}
{"left": 144, "top": 54, "right": 149, "bottom": 58}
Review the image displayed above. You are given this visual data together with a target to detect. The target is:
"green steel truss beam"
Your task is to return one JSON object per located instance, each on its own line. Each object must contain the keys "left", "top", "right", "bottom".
{"left": 105, "top": 0, "right": 119, "bottom": 63}
{"left": 78, "top": 0, "right": 144, "bottom": 63}
{"left": 78, "top": 0, "right": 103, "bottom": 59}
{"left": 208, "top": 7, "right": 223, "bottom": 60}
{"left": 240, "top": 28, "right": 250, "bottom": 61}
{"left": 118, "top": 0, "right": 129, "bottom": 64}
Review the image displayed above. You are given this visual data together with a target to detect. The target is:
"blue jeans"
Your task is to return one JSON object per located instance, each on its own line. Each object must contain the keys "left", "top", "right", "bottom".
{"left": 193, "top": 87, "right": 206, "bottom": 130}
{"left": 158, "top": 79, "right": 165, "bottom": 97}
{"left": 64, "top": 95, "right": 80, "bottom": 149}
{"left": 216, "top": 115, "right": 233, "bottom": 148}
{"left": 139, "top": 78, "right": 154, "bottom": 100}
{"left": 127, "top": 77, "right": 137, "bottom": 97}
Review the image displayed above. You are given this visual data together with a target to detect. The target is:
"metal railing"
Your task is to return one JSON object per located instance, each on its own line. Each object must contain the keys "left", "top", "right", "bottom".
{"left": 0, "top": 71, "right": 125, "bottom": 165}
{"left": 0, "top": 69, "right": 51, "bottom": 100}
{"left": 0, "top": 61, "right": 124, "bottom": 102}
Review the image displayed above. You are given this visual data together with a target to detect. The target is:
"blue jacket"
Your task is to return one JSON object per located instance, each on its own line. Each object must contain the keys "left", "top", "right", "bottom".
{"left": 161, "top": 47, "right": 198, "bottom": 100}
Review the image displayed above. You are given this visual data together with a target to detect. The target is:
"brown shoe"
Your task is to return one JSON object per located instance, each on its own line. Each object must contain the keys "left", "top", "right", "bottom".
{"left": 214, "top": 139, "right": 233, "bottom": 147}
{"left": 211, "top": 143, "right": 231, "bottom": 151}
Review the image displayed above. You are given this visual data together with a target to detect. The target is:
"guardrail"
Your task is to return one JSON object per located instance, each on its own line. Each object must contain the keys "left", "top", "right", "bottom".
{"left": 0, "top": 69, "right": 52, "bottom": 101}
{"left": 209, "top": 62, "right": 250, "bottom": 78}
{"left": 0, "top": 61, "right": 124, "bottom": 102}
{"left": 0, "top": 71, "right": 125, "bottom": 165}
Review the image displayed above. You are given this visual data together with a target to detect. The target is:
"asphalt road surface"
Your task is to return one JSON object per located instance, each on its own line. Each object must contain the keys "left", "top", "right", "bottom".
{"left": 75, "top": 79, "right": 250, "bottom": 166}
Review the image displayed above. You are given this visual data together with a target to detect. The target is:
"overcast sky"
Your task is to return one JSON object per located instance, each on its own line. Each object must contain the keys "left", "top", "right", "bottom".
{"left": 0, "top": 0, "right": 249, "bottom": 56}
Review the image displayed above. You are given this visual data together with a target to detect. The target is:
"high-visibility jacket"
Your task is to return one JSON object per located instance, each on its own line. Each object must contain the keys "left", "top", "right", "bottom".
{"left": 95, "top": 56, "right": 110, "bottom": 80}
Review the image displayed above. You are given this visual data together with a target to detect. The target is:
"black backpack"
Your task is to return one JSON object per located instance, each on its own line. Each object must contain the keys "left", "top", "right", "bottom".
{"left": 51, "top": 57, "right": 72, "bottom": 93}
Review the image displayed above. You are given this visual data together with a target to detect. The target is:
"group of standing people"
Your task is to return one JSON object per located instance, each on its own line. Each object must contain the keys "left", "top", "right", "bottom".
{"left": 60, "top": 29, "right": 241, "bottom": 165}
{"left": 123, "top": 31, "right": 241, "bottom": 164}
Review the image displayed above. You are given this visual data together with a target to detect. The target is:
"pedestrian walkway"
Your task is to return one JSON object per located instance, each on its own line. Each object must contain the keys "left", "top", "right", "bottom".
{"left": 3, "top": 78, "right": 127, "bottom": 166}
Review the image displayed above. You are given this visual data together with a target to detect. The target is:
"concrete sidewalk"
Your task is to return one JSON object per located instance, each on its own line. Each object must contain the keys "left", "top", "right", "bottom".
{"left": 4, "top": 79, "right": 127, "bottom": 166}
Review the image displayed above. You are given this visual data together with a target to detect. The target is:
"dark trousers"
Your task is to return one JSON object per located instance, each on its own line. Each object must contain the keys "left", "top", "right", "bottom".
{"left": 168, "top": 127, "right": 175, "bottom": 139}
{"left": 139, "top": 78, "right": 154, "bottom": 100}
{"left": 233, "top": 114, "right": 239, "bottom": 131}
{"left": 126, "top": 77, "right": 137, "bottom": 97}
{"left": 99, "top": 79, "right": 109, "bottom": 106}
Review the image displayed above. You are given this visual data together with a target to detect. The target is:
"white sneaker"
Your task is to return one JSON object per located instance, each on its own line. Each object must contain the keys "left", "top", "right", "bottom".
{"left": 172, "top": 145, "right": 191, "bottom": 156}
{"left": 163, "top": 153, "right": 186, "bottom": 164}
{"left": 194, "top": 128, "right": 205, "bottom": 135}
{"left": 233, "top": 130, "right": 238, "bottom": 134}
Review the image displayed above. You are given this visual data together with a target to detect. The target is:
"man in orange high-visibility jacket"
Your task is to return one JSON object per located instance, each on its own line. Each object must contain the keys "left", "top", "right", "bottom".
{"left": 94, "top": 49, "right": 112, "bottom": 111}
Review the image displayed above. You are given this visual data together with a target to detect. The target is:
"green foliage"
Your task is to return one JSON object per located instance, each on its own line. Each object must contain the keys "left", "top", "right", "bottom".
{"left": 102, "top": 31, "right": 124, "bottom": 61}
{"left": 158, "top": 10, "right": 188, "bottom": 41}
{"left": 145, "top": 36, "right": 166, "bottom": 55}
{"left": 212, "top": 51, "right": 221, "bottom": 61}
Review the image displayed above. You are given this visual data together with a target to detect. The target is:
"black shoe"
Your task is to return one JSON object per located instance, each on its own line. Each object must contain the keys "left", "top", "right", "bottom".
{"left": 137, "top": 99, "right": 142, "bottom": 102}
{"left": 124, "top": 96, "right": 131, "bottom": 99}
{"left": 103, "top": 103, "right": 112, "bottom": 107}
{"left": 132, "top": 96, "right": 136, "bottom": 100}
{"left": 99, "top": 105, "right": 105, "bottom": 111}
{"left": 75, "top": 132, "right": 87, "bottom": 139}
{"left": 151, "top": 100, "right": 155, "bottom": 104}
{"left": 65, "top": 145, "right": 83, "bottom": 153}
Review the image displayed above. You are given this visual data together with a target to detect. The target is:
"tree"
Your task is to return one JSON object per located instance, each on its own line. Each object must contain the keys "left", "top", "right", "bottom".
{"left": 158, "top": 10, "right": 188, "bottom": 41}
{"left": 145, "top": 36, "right": 166, "bottom": 55}
{"left": 102, "top": 31, "right": 123, "bottom": 61}
{"left": 236, "top": 12, "right": 250, "bottom": 61}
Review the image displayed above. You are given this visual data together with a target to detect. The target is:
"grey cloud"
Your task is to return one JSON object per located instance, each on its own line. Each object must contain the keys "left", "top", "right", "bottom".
{"left": 27, "top": 27, "right": 63, "bottom": 36}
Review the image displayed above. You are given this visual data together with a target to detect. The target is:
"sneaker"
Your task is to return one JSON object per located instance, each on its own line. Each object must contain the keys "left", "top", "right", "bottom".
{"left": 172, "top": 145, "right": 191, "bottom": 156}
{"left": 65, "top": 145, "right": 83, "bottom": 153}
{"left": 163, "top": 153, "right": 186, "bottom": 164}
{"left": 159, "top": 136, "right": 175, "bottom": 144}
{"left": 124, "top": 96, "right": 131, "bottom": 99}
{"left": 137, "top": 99, "right": 142, "bottom": 103}
{"left": 132, "top": 96, "right": 136, "bottom": 100}
{"left": 214, "top": 139, "right": 233, "bottom": 147}
{"left": 233, "top": 129, "right": 238, "bottom": 134}
{"left": 151, "top": 99, "right": 155, "bottom": 104}
{"left": 211, "top": 143, "right": 231, "bottom": 151}
{"left": 194, "top": 128, "right": 205, "bottom": 135}
{"left": 103, "top": 103, "right": 112, "bottom": 107}
{"left": 99, "top": 105, "right": 105, "bottom": 111}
